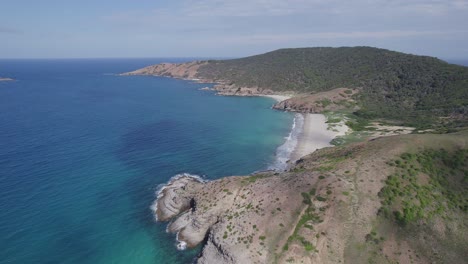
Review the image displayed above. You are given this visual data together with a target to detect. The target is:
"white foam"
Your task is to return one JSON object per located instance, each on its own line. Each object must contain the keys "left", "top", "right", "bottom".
{"left": 150, "top": 173, "right": 206, "bottom": 221}
{"left": 176, "top": 232, "right": 188, "bottom": 250}
{"left": 268, "top": 113, "right": 304, "bottom": 171}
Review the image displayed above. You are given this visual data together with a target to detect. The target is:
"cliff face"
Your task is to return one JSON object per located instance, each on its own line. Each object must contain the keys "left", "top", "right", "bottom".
{"left": 155, "top": 132, "right": 468, "bottom": 264}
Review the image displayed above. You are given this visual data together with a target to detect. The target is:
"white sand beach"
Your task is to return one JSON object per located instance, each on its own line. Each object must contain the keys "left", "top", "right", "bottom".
{"left": 290, "top": 113, "right": 348, "bottom": 162}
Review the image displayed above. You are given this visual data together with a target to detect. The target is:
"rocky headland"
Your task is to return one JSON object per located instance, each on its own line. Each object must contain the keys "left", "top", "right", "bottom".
{"left": 121, "top": 62, "right": 294, "bottom": 99}
{"left": 122, "top": 61, "right": 206, "bottom": 80}
{"left": 155, "top": 133, "right": 468, "bottom": 263}
{"left": 123, "top": 61, "right": 359, "bottom": 112}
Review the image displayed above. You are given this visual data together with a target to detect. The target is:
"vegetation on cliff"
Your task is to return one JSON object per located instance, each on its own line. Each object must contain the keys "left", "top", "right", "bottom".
{"left": 197, "top": 47, "right": 468, "bottom": 128}
{"left": 380, "top": 149, "right": 467, "bottom": 225}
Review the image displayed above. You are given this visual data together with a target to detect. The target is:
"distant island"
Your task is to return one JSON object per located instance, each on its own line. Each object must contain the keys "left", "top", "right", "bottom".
{"left": 0, "top": 77, "right": 14, "bottom": 81}
{"left": 124, "top": 47, "right": 468, "bottom": 264}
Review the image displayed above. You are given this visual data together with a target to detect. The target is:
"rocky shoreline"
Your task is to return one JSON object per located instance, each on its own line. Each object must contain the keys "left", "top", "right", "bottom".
{"left": 121, "top": 62, "right": 295, "bottom": 100}
{"left": 154, "top": 170, "right": 314, "bottom": 263}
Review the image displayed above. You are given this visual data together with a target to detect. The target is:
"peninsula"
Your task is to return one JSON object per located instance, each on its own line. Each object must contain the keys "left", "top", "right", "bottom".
{"left": 124, "top": 47, "right": 468, "bottom": 263}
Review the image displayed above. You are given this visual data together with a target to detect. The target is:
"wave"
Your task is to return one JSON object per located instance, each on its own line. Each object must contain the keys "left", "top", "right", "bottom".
{"left": 268, "top": 113, "right": 304, "bottom": 171}
{"left": 175, "top": 231, "right": 187, "bottom": 250}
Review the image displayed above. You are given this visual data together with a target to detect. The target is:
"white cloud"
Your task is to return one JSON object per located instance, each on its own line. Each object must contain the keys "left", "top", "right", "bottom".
{"left": 96, "top": 0, "right": 468, "bottom": 57}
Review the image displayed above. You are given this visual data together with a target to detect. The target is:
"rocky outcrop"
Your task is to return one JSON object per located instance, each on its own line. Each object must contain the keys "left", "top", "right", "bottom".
{"left": 155, "top": 170, "right": 317, "bottom": 263}
{"left": 273, "top": 88, "right": 359, "bottom": 113}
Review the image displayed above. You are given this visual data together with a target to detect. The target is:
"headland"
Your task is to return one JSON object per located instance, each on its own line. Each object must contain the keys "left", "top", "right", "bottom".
{"left": 123, "top": 47, "right": 468, "bottom": 263}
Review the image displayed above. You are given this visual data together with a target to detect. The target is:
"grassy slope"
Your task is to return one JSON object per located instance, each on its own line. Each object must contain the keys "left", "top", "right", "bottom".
{"left": 285, "top": 130, "right": 468, "bottom": 263}
{"left": 198, "top": 47, "right": 468, "bottom": 128}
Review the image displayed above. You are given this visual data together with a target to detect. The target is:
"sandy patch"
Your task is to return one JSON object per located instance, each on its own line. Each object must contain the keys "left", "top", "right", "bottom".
{"left": 290, "top": 114, "right": 348, "bottom": 162}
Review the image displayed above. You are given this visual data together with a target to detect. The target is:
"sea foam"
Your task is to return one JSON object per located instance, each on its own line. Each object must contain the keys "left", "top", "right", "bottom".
{"left": 268, "top": 113, "right": 304, "bottom": 171}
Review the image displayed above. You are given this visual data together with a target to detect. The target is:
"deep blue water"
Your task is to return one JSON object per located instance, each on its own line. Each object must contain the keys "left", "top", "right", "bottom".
{"left": 0, "top": 59, "right": 293, "bottom": 264}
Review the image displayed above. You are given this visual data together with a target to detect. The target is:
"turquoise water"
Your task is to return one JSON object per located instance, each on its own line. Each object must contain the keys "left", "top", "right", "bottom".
{"left": 0, "top": 59, "right": 293, "bottom": 264}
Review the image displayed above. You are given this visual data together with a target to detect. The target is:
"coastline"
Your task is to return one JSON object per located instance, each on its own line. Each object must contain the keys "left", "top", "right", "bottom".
{"left": 220, "top": 90, "right": 351, "bottom": 167}
{"left": 123, "top": 66, "right": 350, "bottom": 168}
{"left": 264, "top": 94, "right": 349, "bottom": 168}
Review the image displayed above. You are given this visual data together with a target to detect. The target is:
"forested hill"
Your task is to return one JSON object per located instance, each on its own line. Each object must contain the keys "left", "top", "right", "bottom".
{"left": 198, "top": 47, "right": 468, "bottom": 127}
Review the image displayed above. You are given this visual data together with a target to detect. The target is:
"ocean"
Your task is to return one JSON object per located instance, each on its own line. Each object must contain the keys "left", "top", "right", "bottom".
{"left": 0, "top": 59, "right": 294, "bottom": 264}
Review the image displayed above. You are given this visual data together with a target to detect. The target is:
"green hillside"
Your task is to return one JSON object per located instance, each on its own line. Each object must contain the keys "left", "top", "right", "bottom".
{"left": 198, "top": 47, "right": 468, "bottom": 128}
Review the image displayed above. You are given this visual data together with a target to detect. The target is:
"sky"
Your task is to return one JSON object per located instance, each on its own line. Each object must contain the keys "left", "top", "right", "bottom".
{"left": 1, "top": 0, "right": 468, "bottom": 59}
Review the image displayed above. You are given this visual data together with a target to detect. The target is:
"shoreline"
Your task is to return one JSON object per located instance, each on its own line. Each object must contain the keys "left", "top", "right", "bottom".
{"left": 263, "top": 94, "right": 349, "bottom": 168}
{"left": 289, "top": 114, "right": 348, "bottom": 163}
{"left": 208, "top": 90, "right": 350, "bottom": 171}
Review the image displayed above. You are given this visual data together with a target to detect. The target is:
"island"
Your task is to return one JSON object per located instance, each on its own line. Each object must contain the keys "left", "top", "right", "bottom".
{"left": 124, "top": 47, "right": 468, "bottom": 263}
{"left": 0, "top": 77, "right": 14, "bottom": 81}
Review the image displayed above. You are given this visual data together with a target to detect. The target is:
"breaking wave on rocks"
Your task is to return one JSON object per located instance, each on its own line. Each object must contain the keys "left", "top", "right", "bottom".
{"left": 150, "top": 173, "right": 207, "bottom": 251}
{"left": 268, "top": 113, "right": 304, "bottom": 171}
{"left": 175, "top": 232, "right": 187, "bottom": 250}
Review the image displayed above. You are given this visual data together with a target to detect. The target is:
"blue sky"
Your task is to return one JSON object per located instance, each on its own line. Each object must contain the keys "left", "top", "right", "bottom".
{"left": 1, "top": 0, "right": 468, "bottom": 59}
